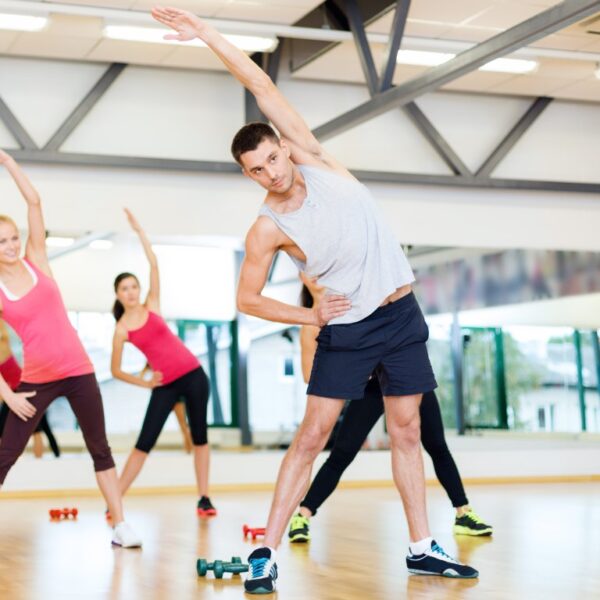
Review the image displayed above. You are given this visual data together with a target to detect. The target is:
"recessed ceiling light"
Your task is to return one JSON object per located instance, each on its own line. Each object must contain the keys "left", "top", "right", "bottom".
{"left": 103, "top": 25, "right": 278, "bottom": 53}
{"left": 0, "top": 13, "right": 48, "bottom": 32}
{"left": 479, "top": 57, "right": 538, "bottom": 74}
{"left": 396, "top": 49, "right": 456, "bottom": 67}
{"left": 46, "top": 236, "right": 75, "bottom": 248}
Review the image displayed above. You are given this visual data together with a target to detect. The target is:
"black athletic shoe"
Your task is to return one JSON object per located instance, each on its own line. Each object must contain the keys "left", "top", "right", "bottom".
{"left": 244, "top": 547, "right": 278, "bottom": 594}
{"left": 453, "top": 510, "right": 493, "bottom": 536}
{"left": 197, "top": 496, "right": 217, "bottom": 517}
{"left": 406, "top": 540, "right": 479, "bottom": 578}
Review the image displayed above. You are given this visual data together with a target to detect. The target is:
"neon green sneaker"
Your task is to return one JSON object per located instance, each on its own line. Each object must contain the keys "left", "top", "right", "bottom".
{"left": 453, "top": 509, "right": 493, "bottom": 536}
{"left": 288, "top": 513, "right": 310, "bottom": 543}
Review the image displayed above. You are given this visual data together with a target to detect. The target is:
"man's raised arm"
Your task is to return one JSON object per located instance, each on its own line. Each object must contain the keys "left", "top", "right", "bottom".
{"left": 152, "top": 6, "right": 322, "bottom": 158}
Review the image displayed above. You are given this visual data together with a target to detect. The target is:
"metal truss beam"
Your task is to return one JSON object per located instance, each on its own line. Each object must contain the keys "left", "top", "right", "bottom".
{"left": 8, "top": 148, "right": 599, "bottom": 194}
{"left": 245, "top": 39, "right": 284, "bottom": 123}
{"left": 289, "top": 0, "right": 396, "bottom": 73}
{"left": 476, "top": 96, "right": 553, "bottom": 178}
{"left": 44, "top": 63, "right": 126, "bottom": 152}
{"left": 313, "top": 0, "right": 600, "bottom": 141}
{"left": 0, "top": 96, "right": 37, "bottom": 150}
{"left": 352, "top": 169, "right": 600, "bottom": 194}
{"left": 344, "top": 0, "right": 379, "bottom": 95}
{"left": 342, "top": 0, "right": 471, "bottom": 177}
{"left": 378, "top": 0, "right": 411, "bottom": 92}
{"left": 9, "top": 149, "right": 240, "bottom": 173}
{"left": 403, "top": 101, "right": 471, "bottom": 176}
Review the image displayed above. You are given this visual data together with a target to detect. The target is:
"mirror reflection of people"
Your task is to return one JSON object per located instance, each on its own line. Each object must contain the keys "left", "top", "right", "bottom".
{"left": 0, "top": 150, "right": 141, "bottom": 548}
{"left": 0, "top": 319, "right": 60, "bottom": 458}
{"left": 110, "top": 209, "right": 215, "bottom": 517}
{"left": 288, "top": 275, "right": 493, "bottom": 543}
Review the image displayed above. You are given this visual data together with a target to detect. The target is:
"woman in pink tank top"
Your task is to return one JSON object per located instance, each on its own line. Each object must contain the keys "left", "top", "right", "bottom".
{"left": 111, "top": 209, "right": 215, "bottom": 517}
{"left": 0, "top": 150, "right": 141, "bottom": 548}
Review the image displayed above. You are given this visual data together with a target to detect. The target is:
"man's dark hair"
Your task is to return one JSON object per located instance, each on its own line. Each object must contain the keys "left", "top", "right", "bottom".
{"left": 231, "top": 122, "right": 280, "bottom": 164}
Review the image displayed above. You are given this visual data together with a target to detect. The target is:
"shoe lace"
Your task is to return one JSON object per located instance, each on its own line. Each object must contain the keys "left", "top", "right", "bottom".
{"left": 291, "top": 515, "right": 307, "bottom": 529}
{"left": 465, "top": 510, "right": 484, "bottom": 524}
{"left": 431, "top": 543, "right": 456, "bottom": 563}
{"left": 250, "top": 557, "right": 269, "bottom": 578}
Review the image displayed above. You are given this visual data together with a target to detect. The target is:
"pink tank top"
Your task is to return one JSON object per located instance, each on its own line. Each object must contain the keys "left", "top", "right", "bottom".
{"left": 0, "top": 259, "right": 93, "bottom": 384}
{"left": 127, "top": 311, "right": 200, "bottom": 386}
{"left": 0, "top": 355, "right": 22, "bottom": 391}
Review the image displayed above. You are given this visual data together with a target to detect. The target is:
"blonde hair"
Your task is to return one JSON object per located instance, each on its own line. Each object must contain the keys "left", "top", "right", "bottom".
{"left": 0, "top": 215, "right": 18, "bottom": 230}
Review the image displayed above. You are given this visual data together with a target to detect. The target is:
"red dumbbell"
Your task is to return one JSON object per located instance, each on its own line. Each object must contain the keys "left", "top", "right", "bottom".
{"left": 243, "top": 524, "right": 266, "bottom": 540}
{"left": 49, "top": 507, "right": 78, "bottom": 520}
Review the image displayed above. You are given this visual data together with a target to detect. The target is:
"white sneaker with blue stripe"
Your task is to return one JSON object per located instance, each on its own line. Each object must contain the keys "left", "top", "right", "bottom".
{"left": 244, "top": 547, "right": 278, "bottom": 594}
{"left": 406, "top": 540, "right": 478, "bottom": 578}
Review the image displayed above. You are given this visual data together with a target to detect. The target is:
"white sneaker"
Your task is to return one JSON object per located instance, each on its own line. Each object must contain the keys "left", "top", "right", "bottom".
{"left": 112, "top": 521, "right": 142, "bottom": 548}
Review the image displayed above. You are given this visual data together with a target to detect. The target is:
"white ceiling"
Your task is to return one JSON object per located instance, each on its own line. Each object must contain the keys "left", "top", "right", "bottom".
{"left": 36, "top": 0, "right": 325, "bottom": 23}
{"left": 0, "top": 1, "right": 598, "bottom": 102}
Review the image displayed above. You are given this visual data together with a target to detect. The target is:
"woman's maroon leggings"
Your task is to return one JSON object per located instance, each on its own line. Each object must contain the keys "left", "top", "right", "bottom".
{"left": 0, "top": 373, "right": 115, "bottom": 484}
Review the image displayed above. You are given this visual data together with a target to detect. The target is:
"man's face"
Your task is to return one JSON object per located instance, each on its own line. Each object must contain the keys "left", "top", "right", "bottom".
{"left": 240, "top": 138, "right": 294, "bottom": 194}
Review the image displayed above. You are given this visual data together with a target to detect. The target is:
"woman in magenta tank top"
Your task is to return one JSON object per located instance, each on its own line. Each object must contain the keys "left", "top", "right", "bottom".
{"left": 0, "top": 150, "right": 141, "bottom": 548}
{"left": 111, "top": 209, "right": 215, "bottom": 517}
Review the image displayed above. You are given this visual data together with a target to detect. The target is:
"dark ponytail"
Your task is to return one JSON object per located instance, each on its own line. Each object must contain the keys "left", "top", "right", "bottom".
{"left": 300, "top": 284, "right": 314, "bottom": 309}
{"left": 113, "top": 272, "right": 139, "bottom": 321}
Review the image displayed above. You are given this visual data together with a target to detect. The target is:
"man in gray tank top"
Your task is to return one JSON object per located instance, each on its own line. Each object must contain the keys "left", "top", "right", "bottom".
{"left": 154, "top": 6, "right": 478, "bottom": 592}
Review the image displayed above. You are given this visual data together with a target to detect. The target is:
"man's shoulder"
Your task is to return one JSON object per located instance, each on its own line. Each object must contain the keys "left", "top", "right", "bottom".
{"left": 246, "top": 215, "right": 283, "bottom": 247}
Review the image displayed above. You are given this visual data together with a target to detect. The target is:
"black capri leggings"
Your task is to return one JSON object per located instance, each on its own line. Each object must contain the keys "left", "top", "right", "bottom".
{"left": 135, "top": 366, "right": 209, "bottom": 453}
{"left": 0, "top": 373, "right": 114, "bottom": 484}
{"left": 301, "top": 378, "right": 468, "bottom": 515}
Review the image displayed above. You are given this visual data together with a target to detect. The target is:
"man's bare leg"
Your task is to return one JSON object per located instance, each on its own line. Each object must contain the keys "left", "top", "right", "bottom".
{"left": 383, "top": 394, "right": 430, "bottom": 542}
{"left": 263, "top": 395, "right": 344, "bottom": 549}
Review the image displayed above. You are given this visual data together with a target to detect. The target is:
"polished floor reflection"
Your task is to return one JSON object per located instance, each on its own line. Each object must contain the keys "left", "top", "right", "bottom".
{"left": 0, "top": 482, "right": 598, "bottom": 599}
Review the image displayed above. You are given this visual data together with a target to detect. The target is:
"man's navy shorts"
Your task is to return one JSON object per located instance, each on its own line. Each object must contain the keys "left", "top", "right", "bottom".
{"left": 307, "top": 292, "right": 437, "bottom": 400}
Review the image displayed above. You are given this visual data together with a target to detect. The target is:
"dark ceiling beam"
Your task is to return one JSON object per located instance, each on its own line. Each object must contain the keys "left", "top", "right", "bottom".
{"left": 313, "top": 0, "right": 600, "bottom": 141}
{"left": 44, "top": 63, "right": 126, "bottom": 151}
{"left": 245, "top": 39, "right": 285, "bottom": 123}
{"left": 289, "top": 0, "right": 397, "bottom": 73}
{"left": 343, "top": 0, "right": 379, "bottom": 95}
{"left": 341, "top": 0, "right": 471, "bottom": 177}
{"left": 378, "top": 0, "right": 411, "bottom": 92}
{"left": 0, "top": 96, "right": 38, "bottom": 150}
{"left": 8, "top": 148, "right": 599, "bottom": 194}
{"left": 476, "top": 96, "right": 553, "bottom": 178}
{"left": 403, "top": 101, "right": 472, "bottom": 177}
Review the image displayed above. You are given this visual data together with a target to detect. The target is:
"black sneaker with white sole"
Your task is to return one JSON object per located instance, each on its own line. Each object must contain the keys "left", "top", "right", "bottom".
{"left": 406, "top": 540, "right": 479, "bottom": 579}
{"left": 244, "top": 547, "right": 278, "bottom": 594}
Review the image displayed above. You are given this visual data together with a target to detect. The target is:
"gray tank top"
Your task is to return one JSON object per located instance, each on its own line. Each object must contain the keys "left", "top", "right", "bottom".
{"left": 258, "top": 164, "right": 415, "bottom": 325}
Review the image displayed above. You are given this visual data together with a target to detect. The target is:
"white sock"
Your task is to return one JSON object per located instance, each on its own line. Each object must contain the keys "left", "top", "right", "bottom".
{"left": 409, "top": 537, "right": 433, "bottom": 555}
{"left": 265, "top": 546, "right": 277, "bottom": 560}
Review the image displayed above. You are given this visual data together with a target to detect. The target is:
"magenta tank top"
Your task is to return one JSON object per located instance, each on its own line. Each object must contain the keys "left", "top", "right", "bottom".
{"left": 126, "top": 311, "right": 199, "bottom": 385}
{"left": 0, "top": 259, "right": 93, "bottom": 383}
{"left": 0, "top": 355, "right": 22, "bottom": 390}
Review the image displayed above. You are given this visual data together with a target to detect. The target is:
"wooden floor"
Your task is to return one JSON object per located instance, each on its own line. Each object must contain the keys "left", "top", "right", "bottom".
{"left": 0, "top": 482, "right": 598, "bottom": 599}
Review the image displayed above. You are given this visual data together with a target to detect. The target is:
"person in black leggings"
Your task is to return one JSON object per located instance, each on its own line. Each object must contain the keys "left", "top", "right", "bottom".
{"left": 288, "top": 277, "right": 493, "bottom": 542}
